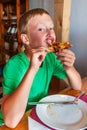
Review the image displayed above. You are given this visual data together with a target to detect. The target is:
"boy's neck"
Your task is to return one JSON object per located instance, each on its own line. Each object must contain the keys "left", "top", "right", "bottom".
{"left": 24, "top": 50, "right": 31, "bottom": 60}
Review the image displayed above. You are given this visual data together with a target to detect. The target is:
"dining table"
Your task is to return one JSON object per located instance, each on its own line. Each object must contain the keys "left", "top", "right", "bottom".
{"left": 0, "top": 82, "right": 87, "bottom": 130}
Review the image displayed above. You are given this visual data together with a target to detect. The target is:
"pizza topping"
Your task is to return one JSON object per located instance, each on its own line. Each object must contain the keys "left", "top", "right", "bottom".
{"left": 48, "top": 42, "right": 72, "bottom": 52}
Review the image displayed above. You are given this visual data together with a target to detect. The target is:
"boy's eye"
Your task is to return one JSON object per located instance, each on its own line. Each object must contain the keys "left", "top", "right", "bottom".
{"left": 38, "top": 28, "right": 44, "bottom": 31}
{"left": 50, "top": 27, "right": 54, "bottom": 30}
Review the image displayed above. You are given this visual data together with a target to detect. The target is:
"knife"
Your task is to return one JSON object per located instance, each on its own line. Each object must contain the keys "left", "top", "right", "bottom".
{"left": 28, "top": 100, "right": 76, "bottom": 105}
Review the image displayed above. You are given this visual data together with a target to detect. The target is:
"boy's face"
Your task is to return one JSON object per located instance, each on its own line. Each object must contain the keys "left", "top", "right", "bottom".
{"left": 27, "top": 14, "right": 56, "bottom": 48}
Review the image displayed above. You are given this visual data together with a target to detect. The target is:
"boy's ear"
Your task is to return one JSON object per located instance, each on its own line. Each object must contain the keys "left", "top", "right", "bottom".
{"left": 21, "top": 34, "right": 29, "bottom": 45}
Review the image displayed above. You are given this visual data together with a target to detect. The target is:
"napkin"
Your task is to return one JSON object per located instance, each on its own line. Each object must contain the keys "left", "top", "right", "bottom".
{"left": 28, "top": 117, "right": 51, "bottom": 130}
{"left": 80, "top": 95, "right": 87, "bottom": 103}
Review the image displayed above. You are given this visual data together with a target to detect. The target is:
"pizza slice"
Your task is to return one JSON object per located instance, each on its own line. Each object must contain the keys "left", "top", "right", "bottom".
{"left": 48, "top": 42, "right": 72, "bottom": 52}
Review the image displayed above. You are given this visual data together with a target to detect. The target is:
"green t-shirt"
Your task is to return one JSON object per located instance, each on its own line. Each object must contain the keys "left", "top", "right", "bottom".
{"left": 0, "top": 51, "right": 67, "bottom": 125}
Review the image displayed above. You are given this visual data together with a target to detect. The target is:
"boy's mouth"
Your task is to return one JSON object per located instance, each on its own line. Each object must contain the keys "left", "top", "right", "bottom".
{"left": 46, "top": 37, "right": 55, "bottom": 46}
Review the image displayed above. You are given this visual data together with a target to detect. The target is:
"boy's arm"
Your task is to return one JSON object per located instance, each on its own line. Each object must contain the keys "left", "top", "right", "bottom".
{"left": 2, "top": 66, "right": 37, "bottom": 128}
{"left": 1, "top": 47, "right": 49, "bottom": 128}
{"left": 56, "top": 49, "right": 82, "bottom": 90}
{"left": 63, "top": 66, "right": 82, "bottom": 90}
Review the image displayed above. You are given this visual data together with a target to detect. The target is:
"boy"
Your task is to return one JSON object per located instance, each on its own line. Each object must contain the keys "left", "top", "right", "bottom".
{"left": 0, "top": 8, "right": 81, "bottom": 128}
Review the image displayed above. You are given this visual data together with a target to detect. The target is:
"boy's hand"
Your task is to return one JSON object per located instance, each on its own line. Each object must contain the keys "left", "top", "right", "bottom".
{"left": 30, "top": 47, "right": 49, "bottom": 70}
{"left": 56, "top": 49, "right": 75, "bottom": 70}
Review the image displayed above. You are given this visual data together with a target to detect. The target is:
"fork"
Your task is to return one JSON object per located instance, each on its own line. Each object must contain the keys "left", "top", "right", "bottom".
{"left": 73, "top": 91, "right": 85, "bottom": 104}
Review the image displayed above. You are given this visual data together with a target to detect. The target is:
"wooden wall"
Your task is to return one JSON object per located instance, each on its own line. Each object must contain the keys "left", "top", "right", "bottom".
{"left": 54, "top": 0, "right": 71, "bottom": 42}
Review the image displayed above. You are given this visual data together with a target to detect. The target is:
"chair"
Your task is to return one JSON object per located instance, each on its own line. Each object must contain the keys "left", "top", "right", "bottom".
{"left": 48, "top": 76, "right": 67, "bottom": 95}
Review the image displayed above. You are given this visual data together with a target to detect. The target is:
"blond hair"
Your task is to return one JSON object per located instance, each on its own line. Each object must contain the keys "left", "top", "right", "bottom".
{"left": 18, "top": 8, "right": 50, "bottom": 34}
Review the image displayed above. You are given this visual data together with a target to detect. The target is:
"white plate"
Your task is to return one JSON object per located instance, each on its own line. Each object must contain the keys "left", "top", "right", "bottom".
{"left": 36, "top": 94, "right": 87, "bottom": 130}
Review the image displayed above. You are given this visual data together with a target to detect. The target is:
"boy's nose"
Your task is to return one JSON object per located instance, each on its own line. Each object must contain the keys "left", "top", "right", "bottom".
{"left": 46, "top": 28, "right": 51, "bottom": 36}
